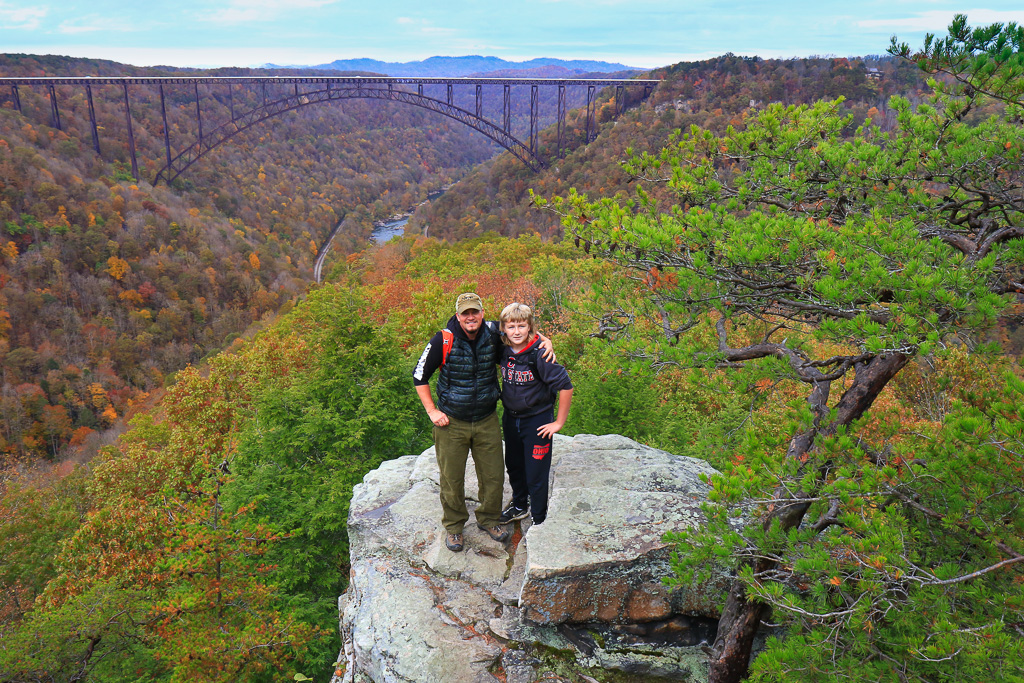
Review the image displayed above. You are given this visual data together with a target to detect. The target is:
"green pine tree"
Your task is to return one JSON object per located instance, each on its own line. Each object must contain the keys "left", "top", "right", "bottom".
{"left": 541, "top": 15, "right": 1024, "bottom": 682}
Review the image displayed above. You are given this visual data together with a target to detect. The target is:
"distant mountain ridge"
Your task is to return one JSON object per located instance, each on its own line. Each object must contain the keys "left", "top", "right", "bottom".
{"left": 263, "top": 55, "right": 642, "bottom": 77}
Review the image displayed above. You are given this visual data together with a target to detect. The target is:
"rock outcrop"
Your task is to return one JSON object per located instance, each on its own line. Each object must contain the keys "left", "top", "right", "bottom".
{"left": 334, "top": 434, "right": 730, "bottom": 682}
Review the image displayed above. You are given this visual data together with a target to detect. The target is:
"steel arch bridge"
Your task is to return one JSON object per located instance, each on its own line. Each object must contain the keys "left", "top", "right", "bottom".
{"left": 0, "top": 76, "right": 658, "bottom": 185}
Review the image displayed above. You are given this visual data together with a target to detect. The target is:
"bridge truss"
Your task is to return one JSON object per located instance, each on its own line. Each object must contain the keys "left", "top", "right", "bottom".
{"left": 0, "top": 76, "right": 658, "bottom": 185}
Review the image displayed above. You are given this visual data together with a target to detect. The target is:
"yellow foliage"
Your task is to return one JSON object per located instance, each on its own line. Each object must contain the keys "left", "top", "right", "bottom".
{"left": 249, "top": 252, "right": 261, "bottom": 270}
{"left": 89, "top": 382, "right": 108, "bottom": 409}
{"left": 119, "top": 289, "right": 144, "bottom": 307}
{"left": 101, "top": 404, "right": 118, "bottom": 423}
{"left": 1, "top": 241, "right": 17, "bottom": 261}
{"left": 106, "top": 256, "right": 130, "bottom": 281}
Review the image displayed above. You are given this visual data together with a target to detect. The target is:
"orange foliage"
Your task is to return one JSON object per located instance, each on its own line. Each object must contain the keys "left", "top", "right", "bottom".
{"left": 68, "top": 426, "right": 95, "bottom": 447}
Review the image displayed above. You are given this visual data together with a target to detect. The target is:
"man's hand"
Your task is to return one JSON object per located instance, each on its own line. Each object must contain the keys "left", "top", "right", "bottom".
{"left": 536, "top": 333, "right": 557, "bottom": 363}
{"left": 416, "top": 384, "right": 449, "bottom": 427}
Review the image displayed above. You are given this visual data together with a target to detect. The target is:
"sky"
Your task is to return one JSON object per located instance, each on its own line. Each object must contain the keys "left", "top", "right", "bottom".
{"left": 1, "top": 1, "right": 1023, "bottom": 70}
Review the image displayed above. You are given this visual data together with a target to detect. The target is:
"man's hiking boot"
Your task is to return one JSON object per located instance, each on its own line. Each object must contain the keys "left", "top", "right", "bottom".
{"left": 499, "top": 503, "right": 529, "bottom": 524}
{"left": 445, "top": 532, "right": 464, "bottom": 552}
{"left": 478, "top": 523, "right": 510, "bottom": 543}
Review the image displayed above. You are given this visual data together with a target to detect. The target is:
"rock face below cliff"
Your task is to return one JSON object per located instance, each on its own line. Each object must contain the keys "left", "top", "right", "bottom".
{"left": 335, "top": 434, "right": 727, "bottom": 683}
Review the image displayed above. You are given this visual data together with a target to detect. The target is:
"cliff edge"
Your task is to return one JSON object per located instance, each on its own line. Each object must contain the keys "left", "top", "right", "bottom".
{"left": 333, "top": 434, "right": 732, "bottom": 682}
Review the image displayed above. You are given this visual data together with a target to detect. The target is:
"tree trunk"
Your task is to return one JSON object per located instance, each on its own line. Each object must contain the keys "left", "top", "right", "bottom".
{"left": 709, "top": 581, "right": 770, "bottom": 682}
{"left": 707, "top": 352, "right": 909, "bottom": 683}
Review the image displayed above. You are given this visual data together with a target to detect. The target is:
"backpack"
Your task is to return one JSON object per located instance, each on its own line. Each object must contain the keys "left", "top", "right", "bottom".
{"left": 440, "top": 329, "right": 454, "bottom": 366}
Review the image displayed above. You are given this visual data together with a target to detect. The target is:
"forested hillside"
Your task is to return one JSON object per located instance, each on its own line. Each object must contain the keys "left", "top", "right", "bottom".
{"left": 413, "top": 54, "right": 929, "bottom": 241}
{"left": 0, "top": 54, "right": 496, "bottom": 462}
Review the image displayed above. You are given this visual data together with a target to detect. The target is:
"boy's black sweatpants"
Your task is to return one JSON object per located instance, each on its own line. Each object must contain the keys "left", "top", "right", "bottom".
{"left": 502, "top": 408, "right": 553, "bottom": 525}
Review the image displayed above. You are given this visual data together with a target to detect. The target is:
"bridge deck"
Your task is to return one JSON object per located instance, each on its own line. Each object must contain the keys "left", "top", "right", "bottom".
{"left": 0, "top": 76, "right": 659, "bottom": 87}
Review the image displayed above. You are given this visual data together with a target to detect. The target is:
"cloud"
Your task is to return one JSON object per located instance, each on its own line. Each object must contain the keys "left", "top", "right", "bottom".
{"left": 205, "top": 0, "right": 340, "bottom": 24}
{"left": 0, "top": 2, "right": 46, "bottom": 30}
{"left": 10, "top": 44, "right": 356, "bottom": 68}
{"left": 857, "top": 9, "right": 1024, "bottom": 32}
{"left": 534, "top": 0, "right": 640, "bottom": 5}
{"left": 57, "top": 15, "right": 140, "bottom": 35}
{"left": 395, "top": 16, "right": 456, "bottom": 36}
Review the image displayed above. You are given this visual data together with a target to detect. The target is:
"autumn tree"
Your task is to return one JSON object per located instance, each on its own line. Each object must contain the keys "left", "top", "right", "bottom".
{"left": 542, "top": 16, "right": 1024, "bottom": 682}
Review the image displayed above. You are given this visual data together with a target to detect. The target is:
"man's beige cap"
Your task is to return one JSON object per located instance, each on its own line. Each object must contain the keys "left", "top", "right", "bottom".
{"left": 455, "top": 292, "right": 484, "bottom": 314}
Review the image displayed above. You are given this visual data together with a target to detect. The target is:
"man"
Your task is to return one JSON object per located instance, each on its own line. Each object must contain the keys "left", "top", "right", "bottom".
{"left": 413, "top": 293, "right": 550, "bottom": 552}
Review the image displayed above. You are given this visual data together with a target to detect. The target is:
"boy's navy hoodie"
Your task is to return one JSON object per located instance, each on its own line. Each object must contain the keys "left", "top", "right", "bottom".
{"left": 499, "top": 335, "right": 573, "bottom": 417}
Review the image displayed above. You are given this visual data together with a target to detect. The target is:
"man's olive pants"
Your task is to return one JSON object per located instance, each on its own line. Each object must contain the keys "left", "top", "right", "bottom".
{"left": 434, "top": 411, "right": 504, "bottom": 533}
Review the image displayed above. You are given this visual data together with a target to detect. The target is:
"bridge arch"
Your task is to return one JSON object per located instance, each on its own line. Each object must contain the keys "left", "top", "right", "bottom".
{"left": 155, "top": 85, "right": 541, "bottom": 186}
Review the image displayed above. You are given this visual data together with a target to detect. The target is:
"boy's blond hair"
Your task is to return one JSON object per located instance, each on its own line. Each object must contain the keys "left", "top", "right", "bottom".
{"left": 499, "top": 302, "right": 535, "bottom": 345}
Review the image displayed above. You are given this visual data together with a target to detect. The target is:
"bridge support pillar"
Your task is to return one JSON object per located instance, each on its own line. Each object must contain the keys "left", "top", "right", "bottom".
{"left": 503, "top": 84, "right": 511, "bottom": 134}
{"left": 48, "top": 84, "right": 62, "bottom": 131}
{"left": 86, "top": 84, "right": 100, "bottom": 155}
{"left": 160, "top": 85, "right": 172, "bottom": 176}
{"left": 557, "top": 84, "right": 566, "bottom": 159}
{"left": 195, "top": 82, "right": 203, "bottom": 150}
{"left": 586, "top": 84, "right": 596, "bottom": 142}
{"left": 122, "top": 83, "right": 139, "bottom": 182}
{"left": 530, "top": 85, "right": 538, "bottom": 155}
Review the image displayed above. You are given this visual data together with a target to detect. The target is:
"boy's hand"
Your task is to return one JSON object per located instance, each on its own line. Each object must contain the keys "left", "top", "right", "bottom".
{"left": 537, "top": 420, "right": 564, "bottom": 439}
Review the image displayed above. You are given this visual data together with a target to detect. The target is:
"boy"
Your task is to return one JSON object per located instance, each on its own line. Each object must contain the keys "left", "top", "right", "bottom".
{"left": 497, "top": 303, "right": 573, "bottom": 526}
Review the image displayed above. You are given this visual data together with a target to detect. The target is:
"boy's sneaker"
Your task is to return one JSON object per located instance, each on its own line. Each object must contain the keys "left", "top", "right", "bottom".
{"left": 499, "top": 503, "right": 529, "bottom": 524}
{"left": 477, "top": 524, "right": 511, "bottom": 543}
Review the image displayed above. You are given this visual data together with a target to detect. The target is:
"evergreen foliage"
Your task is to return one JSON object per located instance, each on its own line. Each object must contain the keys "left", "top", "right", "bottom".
{"left": 223, "top": 286, "right": 430, "bottom": 673}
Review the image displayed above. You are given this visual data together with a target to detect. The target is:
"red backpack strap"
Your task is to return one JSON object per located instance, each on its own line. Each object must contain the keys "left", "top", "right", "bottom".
{"left": 440, "top": 329, "right": 454, "bottom": 366}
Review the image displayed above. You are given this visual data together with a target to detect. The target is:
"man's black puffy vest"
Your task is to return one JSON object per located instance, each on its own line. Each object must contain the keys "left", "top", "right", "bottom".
{"left": 437, "top": 323, "right": 500, "bottom": 422}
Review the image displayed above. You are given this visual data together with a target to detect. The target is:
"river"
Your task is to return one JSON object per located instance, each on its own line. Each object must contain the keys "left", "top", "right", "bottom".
{"left": 315, "top": 186, "right": 450, "bottom": 283}
{"left": 370, "top": 216, "right": 409, "bottom": 244}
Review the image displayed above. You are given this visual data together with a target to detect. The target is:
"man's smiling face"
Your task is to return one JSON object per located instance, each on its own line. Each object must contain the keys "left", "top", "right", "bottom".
{"left": 457, "top": 307, "right": 483, "bottom": 337}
